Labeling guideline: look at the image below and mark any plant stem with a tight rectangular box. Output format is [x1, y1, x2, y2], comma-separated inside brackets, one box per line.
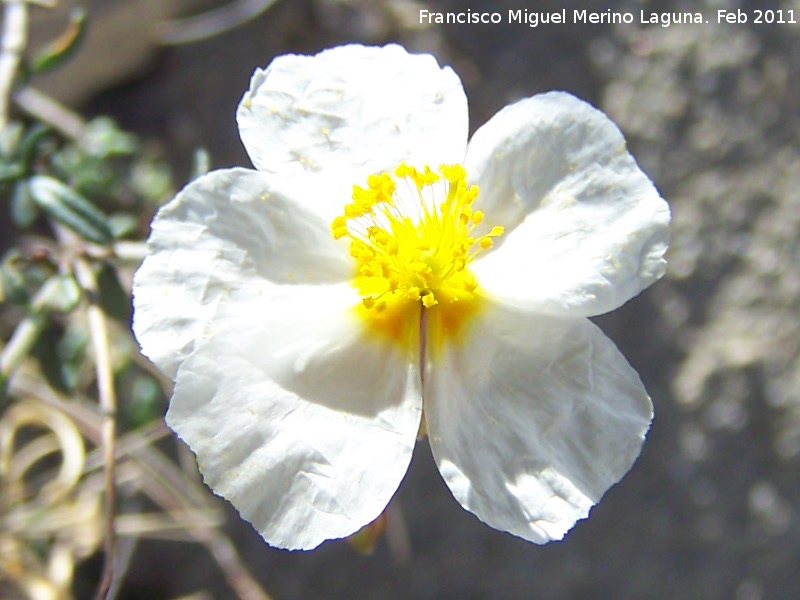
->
[74, 257, 119, 600]
[0, 309, 47, 403]
[14, 85, 87, 141]
[0, 0, 28, 129]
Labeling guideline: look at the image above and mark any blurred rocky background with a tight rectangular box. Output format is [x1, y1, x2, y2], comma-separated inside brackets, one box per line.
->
[6, 0, 800, 598]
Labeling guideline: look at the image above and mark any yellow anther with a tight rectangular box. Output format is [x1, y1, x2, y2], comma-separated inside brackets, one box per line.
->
[440, 163, 466, 184]
[331, 216, 348, 239]
[422, 294, 438, 308]
[333, 162, 503, 322]
[421, 166, 440, 186]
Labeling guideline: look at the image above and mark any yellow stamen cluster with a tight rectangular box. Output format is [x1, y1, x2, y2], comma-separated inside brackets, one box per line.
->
[332, 163, 504, 315]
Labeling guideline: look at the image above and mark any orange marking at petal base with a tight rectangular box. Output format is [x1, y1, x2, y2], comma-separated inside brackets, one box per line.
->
[353, 297, 420, 349]
[424, 295, 485, 359]
[334, 163, 502, 350]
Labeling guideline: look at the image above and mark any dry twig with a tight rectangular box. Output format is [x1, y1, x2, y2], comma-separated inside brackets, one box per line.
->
[0, 0, 28, 128]
[73, 257, 118, 600]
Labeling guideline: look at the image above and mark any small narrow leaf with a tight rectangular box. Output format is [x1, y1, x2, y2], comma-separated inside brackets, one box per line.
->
[0, 254, 30, 306]
[29, 175, 113, 244]
[96, 261, 131, 321]
[107, 213, 138, 239]
[30, 8, 88, 74]
[10, 180, 39, 228]
[18, 123, 51, 169]
[0, 162, 24, 182]
[34, 274, 81, 313]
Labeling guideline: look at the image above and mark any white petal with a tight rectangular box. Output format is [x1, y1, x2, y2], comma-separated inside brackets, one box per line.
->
[132, 168, 351, 379]
[237, 44, 468, 211]
[424, 304, 652, 544]
[466, 92, 670, 317]
[167, 284, 422, 550]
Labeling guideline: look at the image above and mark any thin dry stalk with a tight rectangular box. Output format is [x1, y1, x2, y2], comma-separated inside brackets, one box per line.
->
[8, 362, 274, 600]
[0, 0, 28, 128]
[73, 258, 118, 600]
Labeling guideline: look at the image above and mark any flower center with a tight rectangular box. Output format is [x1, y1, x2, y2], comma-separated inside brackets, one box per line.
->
[332, 163, 503, 340]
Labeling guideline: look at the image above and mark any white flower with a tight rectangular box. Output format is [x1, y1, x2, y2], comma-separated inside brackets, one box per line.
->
[132, 44, 670, 551]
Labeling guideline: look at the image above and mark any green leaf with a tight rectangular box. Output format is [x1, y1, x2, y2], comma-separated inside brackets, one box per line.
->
[18, 123, 52, 169]
[132, 157, 173, 201]
[34, 274, 81, 313]
[56, 323, 88, 392]
[28, 175, 113, 244]
[30, 8, 88, 74]
[96, 262, 131, 321]
[83, 117, 139, 158]
[124, 373, 163, 429]
[0, 162, 24, 182]
[10, 180, 39, 228]
[0, 253, 30, 305]
[107, 213, 138, 239]
[32, 325, 70, 393]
